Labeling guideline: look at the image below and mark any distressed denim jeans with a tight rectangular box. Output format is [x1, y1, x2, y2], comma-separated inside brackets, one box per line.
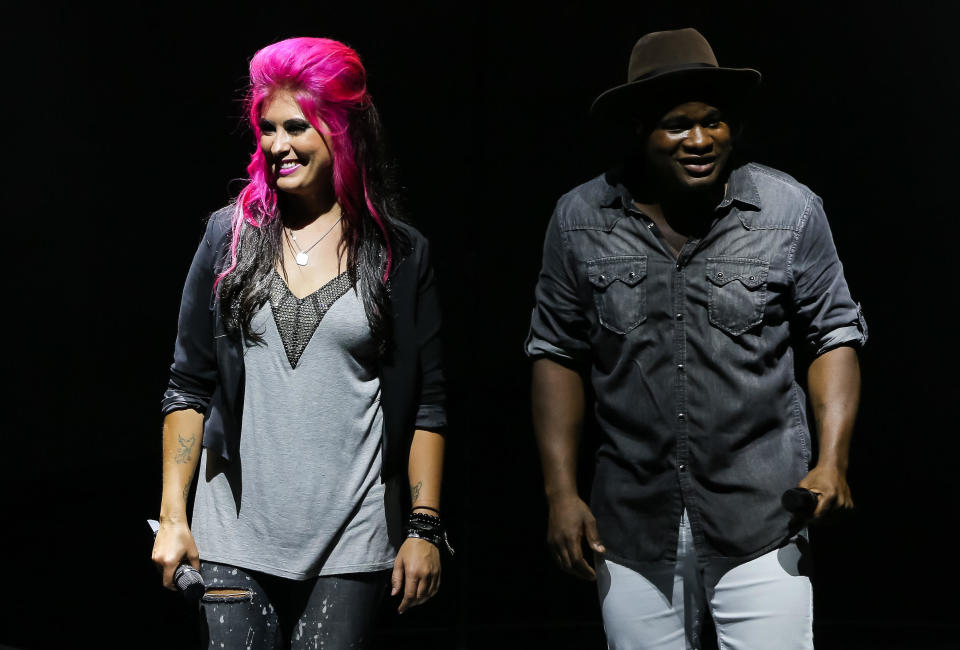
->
[199, 561, 389, 649]
[596, 511, 813, 650]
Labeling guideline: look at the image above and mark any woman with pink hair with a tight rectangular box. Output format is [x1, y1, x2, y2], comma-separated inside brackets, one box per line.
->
[152, 37, 449, 648]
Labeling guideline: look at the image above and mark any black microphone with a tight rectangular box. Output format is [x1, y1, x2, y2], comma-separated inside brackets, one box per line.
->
[781, 488, 819, 519]
[148, 519, 205, 602]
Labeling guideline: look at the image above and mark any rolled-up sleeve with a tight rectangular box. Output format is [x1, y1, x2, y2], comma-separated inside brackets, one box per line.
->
[524, 208, 592, 367]
[160, 216, 223, 416]
[790, 194, 868, 356]
[413, 238, 448, 432]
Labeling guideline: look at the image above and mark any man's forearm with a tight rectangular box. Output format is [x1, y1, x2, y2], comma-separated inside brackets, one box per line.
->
[160, 409, 204, 523]
[807, 345, 861, 471]
[532, 358, 586, 499]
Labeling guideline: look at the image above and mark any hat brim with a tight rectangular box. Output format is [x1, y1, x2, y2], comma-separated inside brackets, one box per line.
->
[590, 66, 761, 123]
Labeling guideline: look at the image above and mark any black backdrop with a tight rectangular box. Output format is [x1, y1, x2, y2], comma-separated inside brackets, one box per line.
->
[1, 2, 957, 648]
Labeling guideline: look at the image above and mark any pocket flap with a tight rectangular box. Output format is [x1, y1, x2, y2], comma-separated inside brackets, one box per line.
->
[587, 256, 647, 289]
[706, 258, 768, 289]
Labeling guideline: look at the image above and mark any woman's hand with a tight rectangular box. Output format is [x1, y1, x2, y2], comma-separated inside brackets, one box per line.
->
[391, 537, 441, 614]
[151, 517, 201, 590]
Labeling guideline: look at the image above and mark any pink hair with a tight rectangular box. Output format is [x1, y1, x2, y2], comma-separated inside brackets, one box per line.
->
[217, 37, 392, 287]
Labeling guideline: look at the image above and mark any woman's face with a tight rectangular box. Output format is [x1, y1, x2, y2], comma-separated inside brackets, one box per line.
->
[258, 90, 333, 198]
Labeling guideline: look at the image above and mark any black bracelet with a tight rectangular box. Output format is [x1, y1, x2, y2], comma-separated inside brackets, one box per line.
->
[407, 511, 442, 528]
[405, 512, 455, 556]
[411, 505, 441, 515]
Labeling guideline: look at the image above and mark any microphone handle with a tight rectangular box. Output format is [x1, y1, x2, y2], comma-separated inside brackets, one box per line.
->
[781, 488, 819, 518]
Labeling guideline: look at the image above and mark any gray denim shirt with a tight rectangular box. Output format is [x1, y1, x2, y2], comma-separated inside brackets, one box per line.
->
[525, 162, 867, 571]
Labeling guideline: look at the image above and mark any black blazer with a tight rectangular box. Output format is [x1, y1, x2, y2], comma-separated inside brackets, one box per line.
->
[161, 207, 447, 488]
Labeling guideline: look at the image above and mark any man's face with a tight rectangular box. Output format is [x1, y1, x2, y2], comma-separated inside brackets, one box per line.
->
[643, 101, 733, 194]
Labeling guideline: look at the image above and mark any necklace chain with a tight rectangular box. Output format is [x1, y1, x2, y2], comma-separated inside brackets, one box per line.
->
[287, 213, 344, 266]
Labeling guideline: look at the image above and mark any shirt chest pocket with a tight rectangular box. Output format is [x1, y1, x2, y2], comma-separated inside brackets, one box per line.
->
[706, 257, 769, 335]
[586, 256, 647, 335]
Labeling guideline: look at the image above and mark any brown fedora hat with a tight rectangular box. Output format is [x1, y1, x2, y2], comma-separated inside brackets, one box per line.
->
[591, 28, 761, 122]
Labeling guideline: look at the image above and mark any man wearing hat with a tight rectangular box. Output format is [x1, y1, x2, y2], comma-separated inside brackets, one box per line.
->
[525, 28, 866, 648]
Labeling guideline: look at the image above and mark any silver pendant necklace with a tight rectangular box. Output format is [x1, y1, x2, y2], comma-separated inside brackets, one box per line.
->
[287, 213, 344, 266]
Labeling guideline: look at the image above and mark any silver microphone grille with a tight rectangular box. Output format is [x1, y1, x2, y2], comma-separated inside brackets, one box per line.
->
[174, 565, 205, 592]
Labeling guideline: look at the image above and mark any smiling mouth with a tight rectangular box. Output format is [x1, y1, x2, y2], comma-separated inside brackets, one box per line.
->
[277, 160, 301, 176]
[678, 157, 716, 176]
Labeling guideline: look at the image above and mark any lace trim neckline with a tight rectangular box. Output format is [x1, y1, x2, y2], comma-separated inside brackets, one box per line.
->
[268, 269, 354, 369]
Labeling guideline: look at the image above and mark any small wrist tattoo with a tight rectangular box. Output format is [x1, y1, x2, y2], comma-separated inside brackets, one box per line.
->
[410, 480, 422, 503]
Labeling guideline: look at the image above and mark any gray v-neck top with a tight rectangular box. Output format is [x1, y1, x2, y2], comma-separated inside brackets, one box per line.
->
[192, 271, 396, 579]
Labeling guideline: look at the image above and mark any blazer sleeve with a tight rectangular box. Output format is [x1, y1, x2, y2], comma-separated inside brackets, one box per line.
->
[412, 236, 448, 433]
[160, 213, 228, 416]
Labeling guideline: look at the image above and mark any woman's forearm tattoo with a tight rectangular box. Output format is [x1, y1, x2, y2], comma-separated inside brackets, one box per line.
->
[410, 480, 422, 503]
[175, 434, 196, 464]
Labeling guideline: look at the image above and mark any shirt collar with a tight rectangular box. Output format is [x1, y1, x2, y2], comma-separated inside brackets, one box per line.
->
[598, 163, 762, 214]
[598, 169, 630, 210]
[717, 163, 761, 211]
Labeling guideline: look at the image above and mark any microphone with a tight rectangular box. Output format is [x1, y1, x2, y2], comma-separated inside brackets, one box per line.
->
[148, 519, 205, 602]
[781, 488, 819, 519]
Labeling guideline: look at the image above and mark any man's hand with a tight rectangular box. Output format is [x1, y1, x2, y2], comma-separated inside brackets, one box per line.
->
[798, 464, 853, 519]
[547, 493, 606, 580]
[391, 537, 441, 614]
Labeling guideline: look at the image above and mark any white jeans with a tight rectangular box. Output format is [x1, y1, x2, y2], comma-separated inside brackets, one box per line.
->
[596, 511, 813, 650]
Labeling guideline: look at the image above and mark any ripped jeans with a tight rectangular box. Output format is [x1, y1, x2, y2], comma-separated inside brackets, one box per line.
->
[199, 561, 389, 650]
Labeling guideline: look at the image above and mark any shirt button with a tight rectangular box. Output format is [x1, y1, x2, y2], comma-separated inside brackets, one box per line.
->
[679, 464, 687, 471]
[677, 412, 685, 420]
[677, 363, 684, 371]
[675, 313, 684, 321]
[599, 274, 606, 282]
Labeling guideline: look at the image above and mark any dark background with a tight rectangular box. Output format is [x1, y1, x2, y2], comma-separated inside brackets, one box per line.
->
[1, 1, 956, 648]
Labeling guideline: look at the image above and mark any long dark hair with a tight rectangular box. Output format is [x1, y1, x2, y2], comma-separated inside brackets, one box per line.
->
[215, 37, 408, 354]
